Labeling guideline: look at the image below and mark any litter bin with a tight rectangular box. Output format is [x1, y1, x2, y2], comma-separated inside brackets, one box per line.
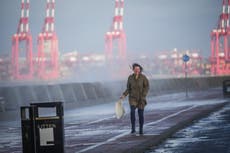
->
[21, 102, 64, 153]
[223, 80, 230, 98]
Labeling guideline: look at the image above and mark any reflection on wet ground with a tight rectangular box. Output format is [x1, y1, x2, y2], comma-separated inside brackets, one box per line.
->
[146, 103, 230, 153]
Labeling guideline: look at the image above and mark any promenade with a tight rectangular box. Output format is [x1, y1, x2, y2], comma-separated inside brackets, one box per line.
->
[0, 88, 228, 153]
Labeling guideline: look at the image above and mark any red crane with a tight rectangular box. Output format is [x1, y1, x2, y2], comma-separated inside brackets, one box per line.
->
[12, 0, 33, 80]
[105, 0, 126, 60]
[210, 0, 230, 75]
[37, 0, 59, 79]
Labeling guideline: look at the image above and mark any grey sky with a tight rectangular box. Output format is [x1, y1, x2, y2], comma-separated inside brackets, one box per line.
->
[0, 0, 220, 57]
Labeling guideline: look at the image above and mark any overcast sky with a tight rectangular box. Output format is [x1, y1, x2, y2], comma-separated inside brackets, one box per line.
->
[0, 0, 220, 57]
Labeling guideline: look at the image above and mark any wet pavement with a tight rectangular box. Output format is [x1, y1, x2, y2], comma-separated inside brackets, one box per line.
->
[0, 88, 229, 153]
[146, 103, 230, 153]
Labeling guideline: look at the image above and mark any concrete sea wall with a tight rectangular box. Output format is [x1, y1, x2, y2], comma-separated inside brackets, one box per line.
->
[0, 76, 229, 111]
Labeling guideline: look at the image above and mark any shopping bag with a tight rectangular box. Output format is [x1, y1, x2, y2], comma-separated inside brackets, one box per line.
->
[115, 99, 125, 119]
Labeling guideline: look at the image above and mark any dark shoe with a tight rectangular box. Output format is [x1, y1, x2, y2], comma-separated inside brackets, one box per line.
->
[139, 130, 143, 135]
[131, 130, 136, 134]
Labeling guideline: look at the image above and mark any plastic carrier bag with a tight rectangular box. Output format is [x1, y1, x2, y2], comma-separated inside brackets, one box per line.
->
[115, 99, 125, 119]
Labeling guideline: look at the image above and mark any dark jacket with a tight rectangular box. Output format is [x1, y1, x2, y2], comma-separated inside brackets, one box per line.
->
[123, 73, 149, 109]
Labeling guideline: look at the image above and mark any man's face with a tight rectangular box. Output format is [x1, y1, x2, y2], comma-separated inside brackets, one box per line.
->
[133, 66, 141, 75]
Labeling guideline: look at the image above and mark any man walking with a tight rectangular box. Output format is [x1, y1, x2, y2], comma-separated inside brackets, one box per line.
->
[120, 63, 149, 135]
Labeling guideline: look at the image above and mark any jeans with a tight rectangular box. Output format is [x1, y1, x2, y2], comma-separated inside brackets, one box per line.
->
[130, 105, 144, 133]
